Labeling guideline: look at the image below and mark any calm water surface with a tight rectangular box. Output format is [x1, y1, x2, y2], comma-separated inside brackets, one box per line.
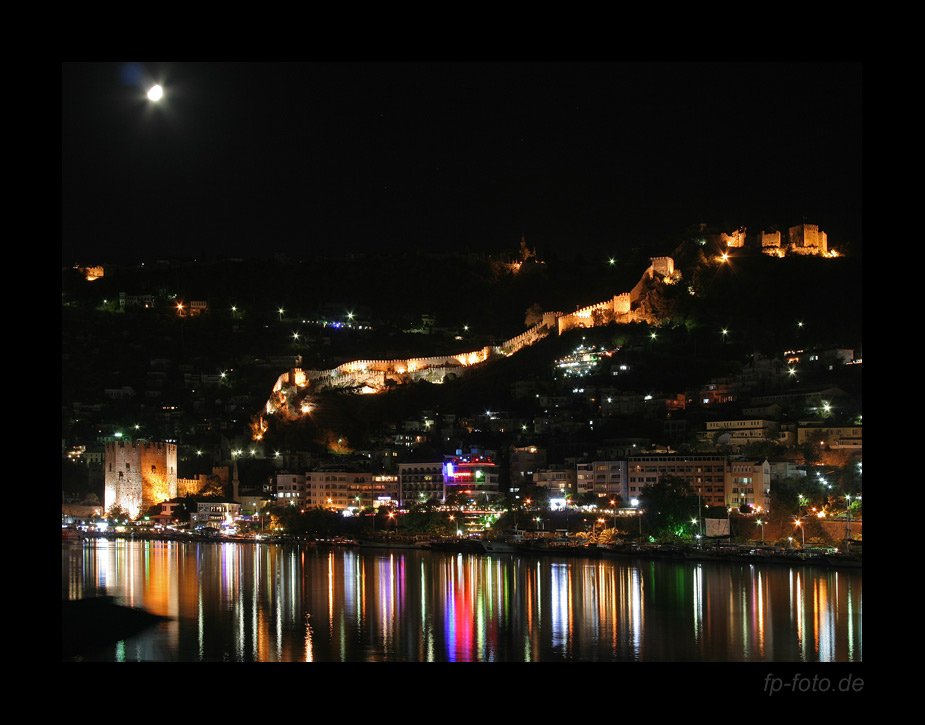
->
[62, 539, 861, 662]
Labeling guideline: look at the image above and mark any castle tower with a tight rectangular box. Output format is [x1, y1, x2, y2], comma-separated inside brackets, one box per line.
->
[104, 441, 178, 519]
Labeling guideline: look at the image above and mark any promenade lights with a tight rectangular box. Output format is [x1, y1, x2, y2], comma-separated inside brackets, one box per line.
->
[793, 519, 805, 547]
[632, 498, 642, 538]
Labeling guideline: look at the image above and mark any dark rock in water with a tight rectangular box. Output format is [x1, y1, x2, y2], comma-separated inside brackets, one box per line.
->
[62, 596, 169, 659]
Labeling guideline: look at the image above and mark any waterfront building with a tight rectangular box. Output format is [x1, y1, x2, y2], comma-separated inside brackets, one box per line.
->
[585, 460, 627, 500]
[626, 453, 728, 508]
[275, 472, 308, 504]
[532, 465, 576, 499]
[442, 454, 500, 503]
[300, 470, 400, 511]
[191, 500, 241, 530]
[727, 459, 772, 512]
[576, 462, 595, 497]
[398, 461, 445, 507]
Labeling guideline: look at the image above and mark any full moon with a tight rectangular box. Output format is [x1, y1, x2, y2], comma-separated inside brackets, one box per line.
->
[147, 84, 163, 101]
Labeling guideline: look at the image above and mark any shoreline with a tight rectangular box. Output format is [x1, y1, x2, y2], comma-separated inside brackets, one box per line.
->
[67, 531, 861, 568]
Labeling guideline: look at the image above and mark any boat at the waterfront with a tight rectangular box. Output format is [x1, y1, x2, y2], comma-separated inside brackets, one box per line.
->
[428, 538, 483, 553]
[479, 540, 517, 554]
[515, 540, 603, 558]
[357, 537, 431, 550]
[597, 542, 861, 568]
[314, 537, 359, 547]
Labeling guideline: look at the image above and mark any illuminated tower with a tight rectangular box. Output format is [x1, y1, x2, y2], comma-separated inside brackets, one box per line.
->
[104, 440, 178, 519]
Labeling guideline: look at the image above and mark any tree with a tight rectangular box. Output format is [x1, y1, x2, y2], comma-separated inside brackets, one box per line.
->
[106, 504, 131, 523]
[638, 475, 698, 539]
[524, 303, 543, 327]
[768, 476, 803, 522]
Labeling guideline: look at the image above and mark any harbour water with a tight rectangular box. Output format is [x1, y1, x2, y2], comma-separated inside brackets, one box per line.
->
[62, 539, 861, 663]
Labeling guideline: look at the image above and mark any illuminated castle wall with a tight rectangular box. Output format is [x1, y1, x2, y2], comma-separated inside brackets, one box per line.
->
[104, 441, 178, 519]
[265, 257, 676, 403]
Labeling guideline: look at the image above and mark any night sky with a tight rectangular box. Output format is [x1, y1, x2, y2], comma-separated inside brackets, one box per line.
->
[61, 62, 862, 266]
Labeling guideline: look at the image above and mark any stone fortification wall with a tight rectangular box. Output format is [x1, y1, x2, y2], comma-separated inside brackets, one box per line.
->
[556, 258, 668, 334]
[498, 319, 554, 355]
[267, 257, 673, 399]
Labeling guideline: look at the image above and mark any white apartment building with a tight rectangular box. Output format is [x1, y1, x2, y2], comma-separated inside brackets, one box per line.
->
[275, 473, 308, 505]
[587, 460, 626, 500]
[192, 501, 241, 530]
[532, 466, 575, 499]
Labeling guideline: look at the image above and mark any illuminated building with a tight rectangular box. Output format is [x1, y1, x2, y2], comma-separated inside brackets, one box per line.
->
[760, 223, 835, 257]
[626, 454, 729, 508]
[104, 440, 178, 519]
[294, 470, 400, 511]
[532, 465, 576, 499]
[442, 455, 500, 502]
[698, 419, 783, 450]
[398, 462, 445, 507]
[727, 459, 772, 512]
[275, 472, 308, 504]
[509, 445, 546, 492]
[191, 500, 241, 530]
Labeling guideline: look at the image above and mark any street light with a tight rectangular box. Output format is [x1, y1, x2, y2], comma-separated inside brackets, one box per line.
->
[632, 498, 642, 539]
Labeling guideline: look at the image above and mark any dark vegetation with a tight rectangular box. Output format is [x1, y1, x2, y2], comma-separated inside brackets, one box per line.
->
[63, 236, 861, 480]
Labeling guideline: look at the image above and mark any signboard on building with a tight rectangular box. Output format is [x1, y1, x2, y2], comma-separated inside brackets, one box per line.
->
[705, 518, 730, 537]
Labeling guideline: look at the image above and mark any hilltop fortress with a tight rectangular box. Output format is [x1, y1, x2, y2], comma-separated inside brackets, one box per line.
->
[711, 222, 835, 258]
[262, 222, 838, 421]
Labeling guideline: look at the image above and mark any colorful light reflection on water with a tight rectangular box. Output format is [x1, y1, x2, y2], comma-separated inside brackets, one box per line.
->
[62, 540, 861, 662]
